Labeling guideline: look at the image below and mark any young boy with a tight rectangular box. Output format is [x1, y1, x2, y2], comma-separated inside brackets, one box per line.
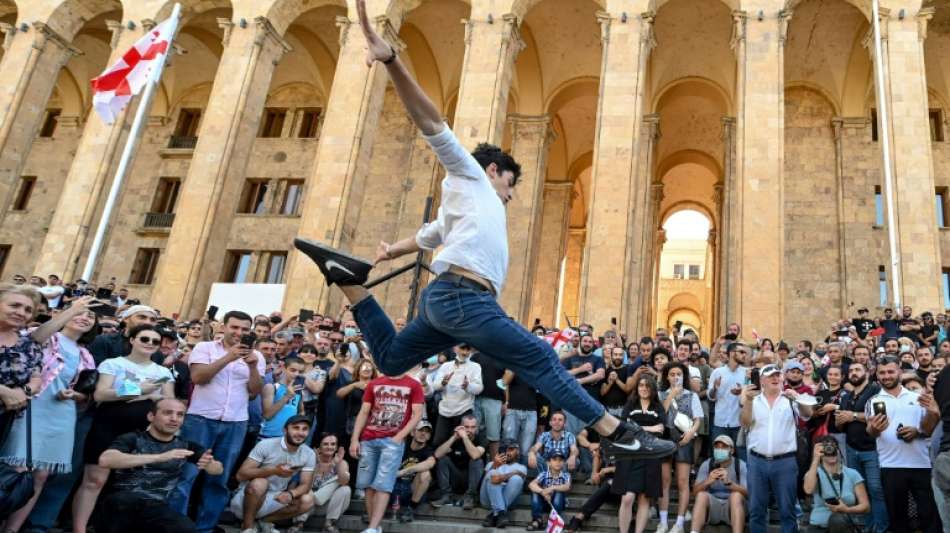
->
[260, 356, 305, 439]
[527, 452, 572, 531]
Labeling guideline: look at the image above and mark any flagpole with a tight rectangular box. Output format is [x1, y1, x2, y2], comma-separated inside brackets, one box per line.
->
[81, 3, 182, 282]
[871, 0, 902, 308]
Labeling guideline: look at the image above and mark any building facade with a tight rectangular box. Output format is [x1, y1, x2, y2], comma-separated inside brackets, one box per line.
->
[2, 0, 949, 342]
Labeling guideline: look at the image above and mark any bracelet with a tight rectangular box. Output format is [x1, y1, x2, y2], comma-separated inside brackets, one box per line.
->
[383, 46, 397, 64]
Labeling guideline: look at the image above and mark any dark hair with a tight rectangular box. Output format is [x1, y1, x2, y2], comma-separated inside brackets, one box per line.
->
[651, 346, 671, 359]
[318, 432, 339, 446]
[660, 361, 690, 391]
[283, 355, 305, 367]
[639, 336, 654, 345]
[222, 310, 252, 325]
[800, 340, 814, 351]
[128, 324, 160, 341]
[298, 343, 317, 354]
[149, 397, 185, 414]
[760, 338, 774, 351]
[625, 375, 664, 416]
[472, 143, 522, 184]
[776, 341, 790, 353]
[549, 410, 567, 421]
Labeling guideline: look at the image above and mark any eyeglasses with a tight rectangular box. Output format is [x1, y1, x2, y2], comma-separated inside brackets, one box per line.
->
[136, 336, 161, 346]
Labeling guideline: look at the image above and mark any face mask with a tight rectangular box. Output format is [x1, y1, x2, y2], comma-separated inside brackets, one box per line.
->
[426, 355, 439, 366]
[344, 327, 357, 338]
[815, 350, 826, 357]
[900, 344, 912, 354]
[713, 449, 730, 463]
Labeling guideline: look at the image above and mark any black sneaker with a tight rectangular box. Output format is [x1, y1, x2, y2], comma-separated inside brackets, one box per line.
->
[398, 506, 414, 523]
[495, 511, 509, 529]
[430, 494, 453, 508]
[604, 421, 676, 459]
[481, 512, 498, 527]
[565, 516, 582, 533]
[293, 238, 372, 286]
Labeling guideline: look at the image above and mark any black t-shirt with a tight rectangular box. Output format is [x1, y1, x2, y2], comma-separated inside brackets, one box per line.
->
[921, 324, 939, 345]
[852, 318, 875, 339]
[624, 400, 664, 429]
[934, 366, 950, 452]
[837, 383, 881, 451]
[507, 375, 537, 411]
[446, 432, 488, 469]
[472, 353, 505, 402]
[562, 353, 604, 401]
[399, 443, 434, 480]
[601, 364, 632, 408]
[107, 431, 205, 501]
[880, 319, 900, 340]
[810, 388, 844, 435]
[899, 318, 921, 344]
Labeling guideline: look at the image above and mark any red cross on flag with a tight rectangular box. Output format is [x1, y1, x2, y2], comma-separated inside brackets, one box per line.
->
[547, 508, 565, 533]
[544, 328, 576, 351]
[90, 17, 176, 124]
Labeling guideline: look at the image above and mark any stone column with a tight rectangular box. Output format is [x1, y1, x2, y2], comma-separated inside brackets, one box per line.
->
[528, 181, 572, 327]
[831, 118, 850, 317]
[718, 117, 736, 330]
[873, 8, 942, 310]
[562, 228, 586, 327]
[652, 228, 667, 331]
[706, 228, 718, 344]
[35, 20, 139, 279]
[150, 17, 292, 317]
[643, 182, 664, 332]
[731, 7, 786, 336]
[501, 114, 553, 323]
[580, 8, 655, 333]
[283, 7, 404, 315]
[633, 114, 661, 336]
[452, 10, 524, 148]
[0, 22, 79, 223]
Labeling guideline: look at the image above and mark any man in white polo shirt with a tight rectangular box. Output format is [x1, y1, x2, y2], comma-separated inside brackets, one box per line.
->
[740, 364, 813, 533]
[866, 356, 940, 533]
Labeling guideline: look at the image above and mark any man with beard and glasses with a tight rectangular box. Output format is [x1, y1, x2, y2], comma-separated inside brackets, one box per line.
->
[866, 357, 940, 533]
[835, 361, 887, 533]
[600, 346, 633, 417]
[708, 343, 747, 451]
[231, 415, 317, 533]
[562, 333, 605, 469]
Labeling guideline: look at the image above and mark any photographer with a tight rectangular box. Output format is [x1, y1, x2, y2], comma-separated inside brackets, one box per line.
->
[803, 436, 869, 532]
[690, 435, 747, 533]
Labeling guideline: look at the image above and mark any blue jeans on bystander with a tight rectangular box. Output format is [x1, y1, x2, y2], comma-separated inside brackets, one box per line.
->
[530, 491, 566, 521]
[748, 453, 798, 533]
[846, 446, 888, 533]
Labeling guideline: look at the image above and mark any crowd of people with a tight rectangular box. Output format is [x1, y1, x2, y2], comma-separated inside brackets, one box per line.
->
[1, 273, 950, 533]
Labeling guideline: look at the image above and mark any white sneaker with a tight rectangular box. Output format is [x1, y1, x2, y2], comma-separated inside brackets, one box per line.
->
[656, 523, 669, 533]
[670, 524, 685, 533]
[258, 522, 280, 533]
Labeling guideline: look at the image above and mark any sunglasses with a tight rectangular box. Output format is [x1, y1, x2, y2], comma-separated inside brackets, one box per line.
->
[136, 336, 161, 346]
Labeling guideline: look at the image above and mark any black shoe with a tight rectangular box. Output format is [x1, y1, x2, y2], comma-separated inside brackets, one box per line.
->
[604, 421, 676, 459]
[565, 516, 582, 532]
[398, 506, 414, 523]
[430, 494, 453, 508]
[482, 513, 498, 527]
[495, 511, 509, 529]
[293, 238, 372, 286]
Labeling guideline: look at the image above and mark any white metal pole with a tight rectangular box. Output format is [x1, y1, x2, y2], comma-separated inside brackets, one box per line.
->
[81, 3, 182, 282]
[871, 0, 902, 308]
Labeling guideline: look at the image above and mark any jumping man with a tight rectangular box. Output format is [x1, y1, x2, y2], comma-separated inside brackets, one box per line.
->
[293, 0, 675, 462]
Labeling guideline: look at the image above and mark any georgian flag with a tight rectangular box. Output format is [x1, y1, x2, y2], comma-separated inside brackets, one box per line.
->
[544, 328, 577, 351]
[547, 508, 565, 533]
[90, 17, 175, 124]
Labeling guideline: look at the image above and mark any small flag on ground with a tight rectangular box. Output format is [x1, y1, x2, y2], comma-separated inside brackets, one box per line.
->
[90, 17, 176, 124]
[547, 508, 565, 533]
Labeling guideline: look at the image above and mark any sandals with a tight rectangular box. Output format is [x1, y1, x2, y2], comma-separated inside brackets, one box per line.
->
[526, 519, 544, 531]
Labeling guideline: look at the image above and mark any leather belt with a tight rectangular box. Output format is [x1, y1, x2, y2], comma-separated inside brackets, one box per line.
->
[749, 450, 797, 461]
[437, 272, 494, 295]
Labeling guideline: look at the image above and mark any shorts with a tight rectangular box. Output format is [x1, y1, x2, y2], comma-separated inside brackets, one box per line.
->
[673, 439, 694, 465]
[475, 397, 503, 442]
[230, 487, 287, 518]
[356, 437, 405, 493]
[707, 495, 732, 525]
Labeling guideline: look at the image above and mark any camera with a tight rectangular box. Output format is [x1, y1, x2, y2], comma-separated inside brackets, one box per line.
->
[821, 443, 837, 457]
[240, 333, 257, 347]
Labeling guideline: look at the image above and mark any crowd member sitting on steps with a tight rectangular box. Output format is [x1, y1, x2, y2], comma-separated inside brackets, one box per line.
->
[804, 436, 870, 532]
[565, 430, 617, 533]
[392, 420, 437, 522]
[480, 439, 528, 528]
[432, 413, 486, 509]
[689, 435, 748, 533]
[528, 410, 578, 474]
[527, 452, 571, 531]
[292, 432, 351, 533]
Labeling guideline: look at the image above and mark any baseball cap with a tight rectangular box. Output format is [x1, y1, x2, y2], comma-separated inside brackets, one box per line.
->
[760, 364, 781, 378]
[416, 420, 433, 431]
[500, 439, 520, 450]
[548, 451, 566, 460]
[713, 435, 735, 448]
[120, 304, 158, 319]
[783, 361, 805, 373]
[284, 414, 312, 428]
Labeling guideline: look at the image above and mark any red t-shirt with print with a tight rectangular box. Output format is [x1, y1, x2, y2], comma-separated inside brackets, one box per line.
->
[359, 375, 425, 442]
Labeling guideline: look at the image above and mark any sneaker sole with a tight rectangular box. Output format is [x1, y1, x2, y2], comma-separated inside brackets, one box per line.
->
[605, 442, 677, 460]
[293, 238, 371, 265]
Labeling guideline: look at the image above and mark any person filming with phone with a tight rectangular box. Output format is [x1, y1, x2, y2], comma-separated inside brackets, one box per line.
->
[865, 356, 940, 533]
[803, 435, 869, 533]
[260, 356, 306, 440]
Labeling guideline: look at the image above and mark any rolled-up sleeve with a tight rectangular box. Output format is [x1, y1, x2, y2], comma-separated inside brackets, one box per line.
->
[415, 213, 444, 250]
[423, 123, 485, 181]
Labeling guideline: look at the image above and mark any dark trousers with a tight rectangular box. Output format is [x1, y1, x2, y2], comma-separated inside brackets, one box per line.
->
[881, 467, 939, 533]
[94, 492, 195, 533]
[437, 456, 484, 496]
[433, 412, 471, 448]
[579, 481, 620, 518]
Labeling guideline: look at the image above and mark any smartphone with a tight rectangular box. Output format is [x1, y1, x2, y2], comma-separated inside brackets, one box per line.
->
[724, 333, 738, 341]
[239, 333, 257, 347]
[96, 287, 113, 300]
[872, 400, 887, 417]
[269, 315, 282, 325]
[824, 498, 840, 506]
[299, 308, 315, 322]
[206, 305, 219, 321]
[293, 376, 306, 388]
[93, 303, 117, 318]
[750, 368, 760, 389]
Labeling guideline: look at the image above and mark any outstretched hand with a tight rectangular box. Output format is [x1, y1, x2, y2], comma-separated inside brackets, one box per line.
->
[357, 0, 394, 67]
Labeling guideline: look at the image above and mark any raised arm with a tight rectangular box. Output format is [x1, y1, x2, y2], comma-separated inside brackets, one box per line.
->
[357, 0, 442, 135]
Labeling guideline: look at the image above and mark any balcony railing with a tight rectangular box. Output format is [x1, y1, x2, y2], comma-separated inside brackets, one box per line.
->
[144, 212, 176, 228]
[167, 135, 197, 149]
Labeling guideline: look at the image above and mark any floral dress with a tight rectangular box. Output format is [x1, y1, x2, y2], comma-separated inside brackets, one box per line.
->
[0, 332, 43, 447]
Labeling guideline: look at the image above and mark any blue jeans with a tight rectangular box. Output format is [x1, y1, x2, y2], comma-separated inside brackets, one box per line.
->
[530, 491, 566, 520]
[473, 397, 503, 442]
[748, 454, 798, 533]
[480, 475, 525, 513]
[352, 278, 605, 425]
[356, 437, 405, 493]
[502, 409, 537, 464]
[846, 446, 888, 533]
[169, 415, 247, 533]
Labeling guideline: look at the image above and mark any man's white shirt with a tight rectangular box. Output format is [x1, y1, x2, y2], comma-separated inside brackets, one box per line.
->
[864, 386, 931, 469]
[416, 124, 509, 295]
[431, 359, 484, 417]
[747, 393, 807, 457]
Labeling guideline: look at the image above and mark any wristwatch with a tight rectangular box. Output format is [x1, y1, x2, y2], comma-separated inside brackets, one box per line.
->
[852, 412, 857, 422]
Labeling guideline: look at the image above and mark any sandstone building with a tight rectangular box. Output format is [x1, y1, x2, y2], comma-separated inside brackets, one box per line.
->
[3, 0, 950, 343]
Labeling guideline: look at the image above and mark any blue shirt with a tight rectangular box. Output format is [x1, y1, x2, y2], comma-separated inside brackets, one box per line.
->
[809, 467, 864, 527]
[536, 469, 570, 488]
[537, 431, 576, 460]
[260, 383, 300, 438]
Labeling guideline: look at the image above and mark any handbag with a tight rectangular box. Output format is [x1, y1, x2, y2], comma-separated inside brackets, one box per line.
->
[670, 397, 693, 434]
[0, 400, 35, 515]
[72, 369, 99, 396]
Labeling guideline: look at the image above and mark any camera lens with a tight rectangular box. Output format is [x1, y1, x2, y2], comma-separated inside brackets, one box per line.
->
[822, 444, 836, 456]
